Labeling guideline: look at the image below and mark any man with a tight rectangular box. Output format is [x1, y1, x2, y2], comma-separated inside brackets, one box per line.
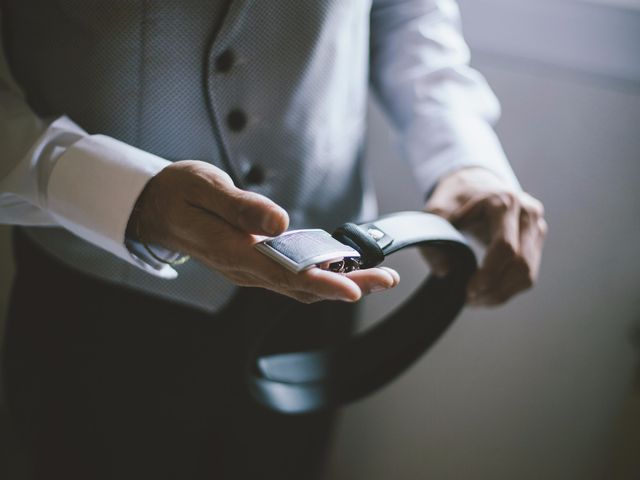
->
[0, 1, 546, 478]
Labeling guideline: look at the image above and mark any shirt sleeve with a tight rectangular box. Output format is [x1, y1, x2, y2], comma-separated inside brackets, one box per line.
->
[0, 65, 176, 278]
[369, 0, 521, 198]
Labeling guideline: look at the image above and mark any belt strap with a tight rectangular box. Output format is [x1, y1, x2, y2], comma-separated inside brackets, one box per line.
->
[250, 212, 477, 414]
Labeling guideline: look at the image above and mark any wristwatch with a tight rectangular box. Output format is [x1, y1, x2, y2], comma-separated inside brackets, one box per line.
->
[251, 211, 476, 414]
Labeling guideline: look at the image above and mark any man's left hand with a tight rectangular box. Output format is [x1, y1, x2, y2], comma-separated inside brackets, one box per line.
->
[425, 167, 548, 306]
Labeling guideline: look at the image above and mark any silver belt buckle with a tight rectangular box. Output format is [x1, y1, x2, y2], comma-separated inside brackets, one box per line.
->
[255, 229, 361, 274]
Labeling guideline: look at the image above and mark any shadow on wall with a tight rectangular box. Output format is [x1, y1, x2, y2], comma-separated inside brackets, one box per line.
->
[629, 318, 640, 388]
[0, 228, 30, 479]
[0, 226, 15, 342]
[611, 319, 640, 479]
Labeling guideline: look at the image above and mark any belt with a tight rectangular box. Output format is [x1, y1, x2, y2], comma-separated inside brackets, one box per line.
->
[251, 211, 477, 414]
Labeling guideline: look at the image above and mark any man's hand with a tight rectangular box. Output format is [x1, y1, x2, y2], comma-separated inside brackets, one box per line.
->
[425, 167, 547, 306]
[127, 160, 399, 304]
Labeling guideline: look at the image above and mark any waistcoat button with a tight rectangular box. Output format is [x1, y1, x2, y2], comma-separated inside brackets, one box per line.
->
[227, 109, 248, 132]
[215, 50, 235, 73]
[245, 165, 265, 185]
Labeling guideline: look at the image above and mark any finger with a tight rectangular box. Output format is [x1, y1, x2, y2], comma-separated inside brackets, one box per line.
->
[467, 196, 521, 300]
[213, 243, 363, 302]
[297, 267, 363, 302]
[471, 206, 547, 306]
[192, 168, 289, 236]
[180, 207, 253, 264]
[185, 211, 362, 302]
[345, 267, 400, 295]
[518, 210, 545, 282]
[245, 250, 363, 302]
[217, 269, 326, 305]
[287, 269, 396, 303]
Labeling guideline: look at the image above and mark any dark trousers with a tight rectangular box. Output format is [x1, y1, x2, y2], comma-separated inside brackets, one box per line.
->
[2, 230, 354, 480]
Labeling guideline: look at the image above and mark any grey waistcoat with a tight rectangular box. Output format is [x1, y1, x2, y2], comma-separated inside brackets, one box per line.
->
[1, 0, 376, 312]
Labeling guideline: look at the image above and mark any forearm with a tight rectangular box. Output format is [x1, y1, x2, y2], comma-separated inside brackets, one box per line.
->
[370, 0, 520, 196]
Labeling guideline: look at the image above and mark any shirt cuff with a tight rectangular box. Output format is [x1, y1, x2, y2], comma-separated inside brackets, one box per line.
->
[45, 132, 177, 279]
[403, 113, 522, 200]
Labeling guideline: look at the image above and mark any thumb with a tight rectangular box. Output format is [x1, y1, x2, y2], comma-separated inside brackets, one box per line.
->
[234, 190, 289, 236]
[195, 174, 289, 236]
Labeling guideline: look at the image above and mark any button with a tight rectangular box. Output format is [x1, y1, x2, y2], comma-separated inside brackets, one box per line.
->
[215, 49, 235, 73]
[227, 109, 247, 132]
[245, 165, 265, 185]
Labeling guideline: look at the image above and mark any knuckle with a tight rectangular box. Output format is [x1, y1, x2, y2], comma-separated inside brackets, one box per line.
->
[188, 167, 236, 206]
[208, 172, 232, 192]
[520, 193, 546, 221]
[522, 199, 544, 222]
[538, 218, 549, 237]
[494, 238, 517, 258]
[514, 258, 535, 287]
[488, 191, 517, 212]
[529, 198, 545, 218]
[215, 169, 235, 187]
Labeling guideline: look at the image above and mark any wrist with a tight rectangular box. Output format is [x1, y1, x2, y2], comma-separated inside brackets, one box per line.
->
[125, 170, 167, 245]
[125, 172, 190, 267]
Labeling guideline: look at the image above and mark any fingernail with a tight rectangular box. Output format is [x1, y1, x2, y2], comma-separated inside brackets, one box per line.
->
[337, 293, 359, 302]
[262, 210, 286, 236]
[262, 216, 279, 236]
[380, 267, 400, 286]
[370, 283, 390, 293]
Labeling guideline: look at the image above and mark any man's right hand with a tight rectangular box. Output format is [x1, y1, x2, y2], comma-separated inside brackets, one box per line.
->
[127, 160, 399, 304]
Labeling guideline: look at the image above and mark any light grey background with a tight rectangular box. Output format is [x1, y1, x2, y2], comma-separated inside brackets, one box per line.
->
[1, 0, 639, 479]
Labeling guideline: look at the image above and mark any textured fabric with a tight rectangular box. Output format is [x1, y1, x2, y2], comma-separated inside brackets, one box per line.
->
[0, 0, 373, 312]
[0, 0, 518, 312]
[4, 229, 356, 479]
[1, 0, 239, 310]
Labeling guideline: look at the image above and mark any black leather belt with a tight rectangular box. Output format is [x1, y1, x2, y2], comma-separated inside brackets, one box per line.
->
[251, 211, 477, 414]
